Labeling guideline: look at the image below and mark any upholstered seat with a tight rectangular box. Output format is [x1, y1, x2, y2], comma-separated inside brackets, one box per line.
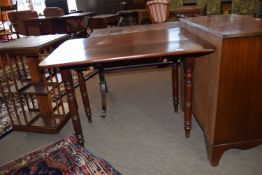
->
[0, 135, 121, 174]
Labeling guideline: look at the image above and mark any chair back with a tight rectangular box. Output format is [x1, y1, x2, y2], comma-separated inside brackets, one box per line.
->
[147, 0, 169, 23]
[8, 10, 41, 36]
[43, 7, 65, 17]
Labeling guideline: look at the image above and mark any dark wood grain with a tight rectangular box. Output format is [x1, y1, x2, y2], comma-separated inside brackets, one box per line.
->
[181, 14, 262, 38]
[61, 69, 84, 146]
[91, 22, 179, 38]
[180, 14, 262, 166]
[40, 28, 214, 68]
[77, 70, 92, 122]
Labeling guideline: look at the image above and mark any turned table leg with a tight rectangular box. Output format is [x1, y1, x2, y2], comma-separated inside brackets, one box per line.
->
[172, 60, 179, 113]
[77, 70, 92, 123]
[183, 57, 194, 138]
[98, 69, 107, 118]
[61, 69, 84, 146]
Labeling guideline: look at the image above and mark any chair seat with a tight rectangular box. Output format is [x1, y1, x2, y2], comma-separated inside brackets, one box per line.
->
[0, 135, 121, 175]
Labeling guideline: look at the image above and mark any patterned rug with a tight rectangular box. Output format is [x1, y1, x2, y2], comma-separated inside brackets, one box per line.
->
[0, 95, 28, 138]
[0, 97, 11, 138]
[0, 96, 16, 138]
[0, 135, 121, 174]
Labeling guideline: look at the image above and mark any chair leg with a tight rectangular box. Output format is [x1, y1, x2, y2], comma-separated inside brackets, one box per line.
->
[172, 60, 179, 113]
[98, 69, 107, 118]
[77, 70, 92, 122]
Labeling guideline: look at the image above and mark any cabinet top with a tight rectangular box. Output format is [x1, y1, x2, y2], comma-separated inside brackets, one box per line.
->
[180, 15, 262, 38]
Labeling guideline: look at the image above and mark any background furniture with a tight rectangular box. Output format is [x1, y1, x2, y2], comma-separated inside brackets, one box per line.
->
[24, 12, 94, 37]
[43, 6, 88, 37]
[0, 2, 18, 41]
[180, 14, 262, 166]
[45, 0, 69, 14]
[117, 10, 139, 26]
[0, 135, 121, 174]
[171, 5, 205, 18]
[147, 0, 169, 23]
[8, 10, 42, 36]
[0, 34, 70, 134]
[91, 14, 119, 29]
[43, 6, 64, 16]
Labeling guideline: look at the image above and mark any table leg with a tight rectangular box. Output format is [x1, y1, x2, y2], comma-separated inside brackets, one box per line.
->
[77, 70, 92, 123]
[172, 61, 179, 113]
[61, 69, 84, 146]
[98, 69, 108, 118]
[183, 57, 195, 138]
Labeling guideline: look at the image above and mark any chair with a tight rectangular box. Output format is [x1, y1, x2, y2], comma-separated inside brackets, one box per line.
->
[0, 135, 121, 174]
[146, 0, 169, 23]
[8, 10, 42, 36]
[43, 7, 65, 17]
[0, 1, 19, 41]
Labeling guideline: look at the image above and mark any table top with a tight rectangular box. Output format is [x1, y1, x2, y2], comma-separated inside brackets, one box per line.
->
[91, 22, 179, 38]
[0, 34, 69, 53]
[24, 12, 95, 22]
[180, 14, 262, 38]
[39, 27, 214, 68]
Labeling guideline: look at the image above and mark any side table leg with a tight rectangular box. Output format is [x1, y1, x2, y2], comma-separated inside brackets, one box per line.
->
[98, 69, 107, 118]
[61, 69, 85, 146]
[77, 70, 92, 123]
[183, 57, 195, 138]
[172, 60, 179, 113]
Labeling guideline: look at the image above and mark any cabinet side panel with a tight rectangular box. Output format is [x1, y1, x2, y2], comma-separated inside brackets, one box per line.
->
[180, 21, 222, 142]
[214, 36, 262, 144]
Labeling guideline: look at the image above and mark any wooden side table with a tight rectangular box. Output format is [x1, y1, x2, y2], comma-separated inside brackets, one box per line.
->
[0, 34, 70, 134]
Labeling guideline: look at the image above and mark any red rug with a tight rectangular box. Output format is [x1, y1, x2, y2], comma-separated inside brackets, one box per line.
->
[0, 135, 121, 175]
